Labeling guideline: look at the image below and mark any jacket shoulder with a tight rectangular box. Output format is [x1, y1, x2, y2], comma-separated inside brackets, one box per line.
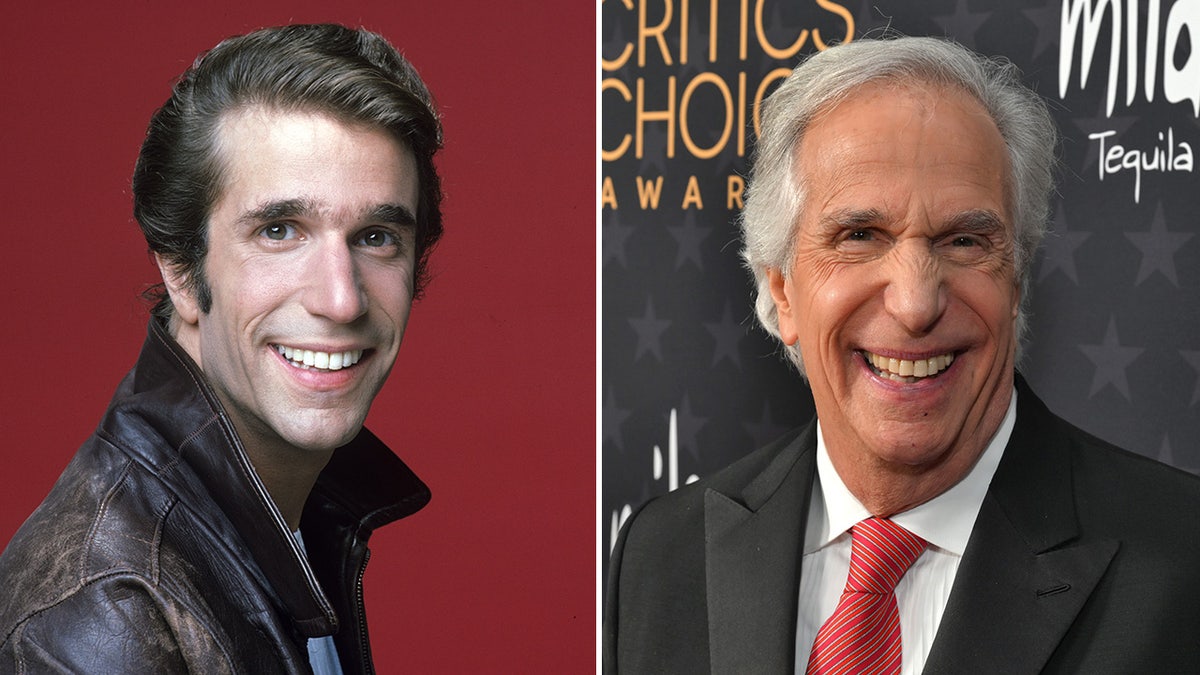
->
[0, 435, 208, 643]
[0, 572, 232, 674]
[623, 423, 813, 538]
[1065, 421, 1200, 552]
[604, 424, 814, 673]
[1067, 420, 1200, 504]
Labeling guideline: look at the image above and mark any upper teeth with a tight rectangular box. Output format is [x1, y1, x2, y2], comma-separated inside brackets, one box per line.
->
[865, 351, 954, 379]
[275, 345, 364, 371]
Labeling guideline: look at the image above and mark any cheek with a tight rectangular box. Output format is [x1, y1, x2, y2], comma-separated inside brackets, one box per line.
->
[364, 269, 415, 323]
[800, 266, 873, 339]
[956, 275, 1019, 338]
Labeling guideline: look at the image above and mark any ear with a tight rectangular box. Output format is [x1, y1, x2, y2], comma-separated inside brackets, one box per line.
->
[154, 253, 201, 326]
[766, 267, 799, 345]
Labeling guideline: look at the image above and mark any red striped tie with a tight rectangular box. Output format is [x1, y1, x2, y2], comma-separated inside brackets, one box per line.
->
[806, 517, 928, 675]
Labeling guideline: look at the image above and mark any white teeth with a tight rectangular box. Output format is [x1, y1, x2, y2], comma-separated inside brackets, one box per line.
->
[864, 351, 955, 381]
[274, 345, 364, 371]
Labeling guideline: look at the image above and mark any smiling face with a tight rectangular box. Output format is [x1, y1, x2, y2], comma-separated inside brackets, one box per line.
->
[163, 108, 419, 460]
[767, 83, 1019, 511]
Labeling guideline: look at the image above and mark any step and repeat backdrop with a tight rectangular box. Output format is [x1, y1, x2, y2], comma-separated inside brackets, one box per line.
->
[602, 0, 1200, 571]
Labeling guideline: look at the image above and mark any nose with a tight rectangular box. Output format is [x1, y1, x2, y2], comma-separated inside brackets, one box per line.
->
[302, 242, 368, 324]
[883, 240, 946, 335]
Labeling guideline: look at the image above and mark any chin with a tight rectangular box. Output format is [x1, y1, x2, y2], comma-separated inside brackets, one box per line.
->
[298, 402, 374, 443]
[868, 427, 960, 468]
[280, 422, 364, 454]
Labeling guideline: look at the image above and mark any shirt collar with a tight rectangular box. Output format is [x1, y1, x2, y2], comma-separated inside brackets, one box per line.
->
[805, 388, 1017, 556]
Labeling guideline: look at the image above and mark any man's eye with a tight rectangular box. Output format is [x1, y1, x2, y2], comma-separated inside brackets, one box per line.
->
[847, 229, 873, 241]
[260, 223, 296, 241]
[951, 235, 979, 247]
[359, 229, 397, 248]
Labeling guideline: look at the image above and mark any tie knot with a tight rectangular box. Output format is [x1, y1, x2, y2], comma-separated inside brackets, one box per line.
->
[846, 517, 928, 594]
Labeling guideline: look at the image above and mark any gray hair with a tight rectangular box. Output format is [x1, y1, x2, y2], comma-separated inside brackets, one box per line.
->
[739, 36, 1058, 375]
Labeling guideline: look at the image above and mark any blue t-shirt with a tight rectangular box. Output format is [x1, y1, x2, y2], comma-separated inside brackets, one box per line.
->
[293, 530, 345, 675]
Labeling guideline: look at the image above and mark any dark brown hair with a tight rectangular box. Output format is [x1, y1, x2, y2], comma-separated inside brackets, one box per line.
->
[133, 23, 444, 320]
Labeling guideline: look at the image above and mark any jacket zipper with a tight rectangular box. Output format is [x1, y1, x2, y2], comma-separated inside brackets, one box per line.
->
[356, 546, 373, 674]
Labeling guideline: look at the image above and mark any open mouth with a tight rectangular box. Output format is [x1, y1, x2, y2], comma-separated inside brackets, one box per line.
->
[273, 344, 365, 372]
[861, 350, 955, 383]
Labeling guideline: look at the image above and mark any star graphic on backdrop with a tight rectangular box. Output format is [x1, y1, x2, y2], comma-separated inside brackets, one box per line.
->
[1070, 100, 1138, 170]
[1156, 434, 1199, 475]
[1078, 316, 1144, 401]
[933, 0, 989, 45]
[668, 210, 713, 269]
[674, 393, 708, 462]
[1157, 434, 1176, 465]
[629, 297, 671, 362]
[1181, 350, 1200, 406]
[638, 121, 670, 175]
[603, 388, 633, 451]
[603, 209, 635, 268]
[1125, 203, 1194, 287]
[704, 302, 747, 369]
[1037, 202, 1092, 284]
[1020, 3, 1061, 59]
[746, 400, 793, 447]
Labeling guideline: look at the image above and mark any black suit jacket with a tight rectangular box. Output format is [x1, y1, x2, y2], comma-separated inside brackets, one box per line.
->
[604, 377, 1200, 673]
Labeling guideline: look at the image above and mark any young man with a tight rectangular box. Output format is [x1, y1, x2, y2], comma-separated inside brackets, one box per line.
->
[1, 24, 442, 673]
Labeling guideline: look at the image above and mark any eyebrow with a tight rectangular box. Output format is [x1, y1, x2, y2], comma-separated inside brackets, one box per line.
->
[235, 198, 417, 228]
[948, 209, 1006, 233]
[237, 198, 313, 226]
[818, 208, 886, 231]
[367, 203, 418, 228]
[817, 208, 1006, 232]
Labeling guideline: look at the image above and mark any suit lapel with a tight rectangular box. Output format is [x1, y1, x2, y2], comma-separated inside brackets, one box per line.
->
[923, 379, 1118, 674]
[705, 423, 817, 674]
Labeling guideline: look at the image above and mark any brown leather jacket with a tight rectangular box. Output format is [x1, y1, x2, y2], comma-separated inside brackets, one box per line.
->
[0, 320, 430, 673]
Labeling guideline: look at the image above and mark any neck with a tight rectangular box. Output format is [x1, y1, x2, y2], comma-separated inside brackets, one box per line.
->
[835, 461, 971, 517]
[242, 439, 333, 531]
[822, 411, 1008, 518]
[165, 317, 332, 531]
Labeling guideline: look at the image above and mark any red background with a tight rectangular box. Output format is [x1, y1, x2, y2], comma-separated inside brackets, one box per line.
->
[0, 2, 595, 671]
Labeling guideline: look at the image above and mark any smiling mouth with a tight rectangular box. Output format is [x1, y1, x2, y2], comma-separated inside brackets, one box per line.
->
[273, 344, 365, 372]
[861, 350, 955, 383]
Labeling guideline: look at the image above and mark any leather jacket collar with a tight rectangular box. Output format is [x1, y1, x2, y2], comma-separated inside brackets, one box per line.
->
[114, 318, 431, 637]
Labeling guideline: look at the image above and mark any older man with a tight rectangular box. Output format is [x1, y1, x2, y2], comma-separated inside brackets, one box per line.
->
[604, 37, 1200, 674]
[0, 25, 441, 673]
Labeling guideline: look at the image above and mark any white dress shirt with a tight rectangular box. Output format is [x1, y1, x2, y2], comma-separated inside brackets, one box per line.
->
[795, 389, 1017, 675]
